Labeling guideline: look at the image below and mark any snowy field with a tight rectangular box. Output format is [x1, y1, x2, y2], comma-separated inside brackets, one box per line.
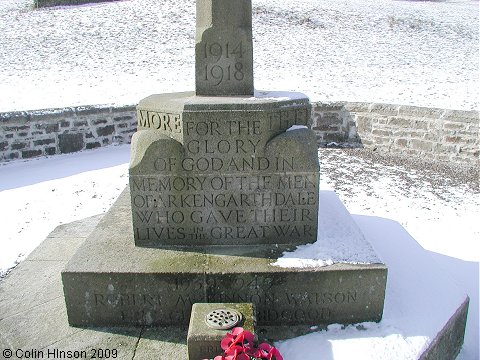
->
[0, 0, 478, 111]
[0, 0, 479, 358]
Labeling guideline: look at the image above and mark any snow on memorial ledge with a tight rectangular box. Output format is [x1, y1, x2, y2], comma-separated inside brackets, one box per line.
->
[273, 191, 383, 268]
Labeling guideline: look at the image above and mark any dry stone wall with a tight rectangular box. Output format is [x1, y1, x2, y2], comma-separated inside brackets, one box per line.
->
[35, 0, 119, 8]
[0, 105, 136, 162]
[1, 102, 478, 166]
[312, 102, 479, 166]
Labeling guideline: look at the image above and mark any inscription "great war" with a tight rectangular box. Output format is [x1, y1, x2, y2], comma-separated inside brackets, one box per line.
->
[131, 173, 317, 243]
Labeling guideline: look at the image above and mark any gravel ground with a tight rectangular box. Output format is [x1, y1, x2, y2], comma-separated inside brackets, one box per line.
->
[319, 148, 479, 261]
[322, 149, 479, 192]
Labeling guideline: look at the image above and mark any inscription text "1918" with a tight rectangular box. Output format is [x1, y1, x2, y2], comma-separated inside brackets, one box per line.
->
[203, 42, 245, 86]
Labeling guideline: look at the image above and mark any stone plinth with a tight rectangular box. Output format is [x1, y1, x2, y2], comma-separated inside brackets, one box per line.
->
[131, 92, 319, 247]
[1, 202, 467, 359]
[187, 303, 256, 360]
[61, 188, 387, 328]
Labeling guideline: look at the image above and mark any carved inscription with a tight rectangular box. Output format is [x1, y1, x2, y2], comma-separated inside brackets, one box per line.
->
[90, 283, 359, 325]
[195, 0, 254, 95]
[91, 290, 360, 307]
[137, 110, 182, 133]
[131, 114, 318, 245]
[200, 344, 223, 359]
[202, 42, 246, 86]
[132, 117, 317, 244]
[132, 174, 317, 243]
[154, 157, 293, 172]
[268, 107, 310, 131]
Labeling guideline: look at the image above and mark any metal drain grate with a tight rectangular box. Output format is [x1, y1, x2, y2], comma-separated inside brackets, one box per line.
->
[205, 308, 242, 330]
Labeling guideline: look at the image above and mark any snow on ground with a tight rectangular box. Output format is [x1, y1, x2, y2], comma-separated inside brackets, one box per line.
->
[0, 145, 130, 276]
[0, 147, 478, 358]
[318, 150, 479, 360]
[0, 0, 478, 357]
[0, 0, 478, 111]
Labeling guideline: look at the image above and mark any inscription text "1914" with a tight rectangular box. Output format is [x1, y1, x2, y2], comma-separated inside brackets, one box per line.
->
[203, 42, 246, 86]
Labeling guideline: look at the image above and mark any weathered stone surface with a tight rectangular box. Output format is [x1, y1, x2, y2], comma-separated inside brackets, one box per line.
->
[419, 298, 469, 360]
[58, 133, 84, 154]
[62, 188, 387, 327]
[323, 132, 347, 143]
[187, 303, 255, 360]
[45, 146, 56, 155]
[96, 125, 115, 136]
[196, 0, 254, 96]
[21, 149, 42, 158]
[1, 261, 67, 319]
[33, 138, 55, 146]
[11, 142, 27, 150]
[132, 92, 318, 246]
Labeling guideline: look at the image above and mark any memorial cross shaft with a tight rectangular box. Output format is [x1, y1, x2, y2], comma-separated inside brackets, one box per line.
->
[195, 0, 254, 96]
[129, 0, 319, 247]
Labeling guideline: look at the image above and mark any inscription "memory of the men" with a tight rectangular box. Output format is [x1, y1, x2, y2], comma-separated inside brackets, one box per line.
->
[131, 173, 317, 243]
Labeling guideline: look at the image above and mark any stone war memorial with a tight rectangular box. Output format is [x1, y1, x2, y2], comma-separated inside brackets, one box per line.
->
[62, 0, 387, 358]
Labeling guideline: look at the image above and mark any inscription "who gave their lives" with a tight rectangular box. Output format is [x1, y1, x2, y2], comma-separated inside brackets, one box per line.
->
[130, 173, 318, 242]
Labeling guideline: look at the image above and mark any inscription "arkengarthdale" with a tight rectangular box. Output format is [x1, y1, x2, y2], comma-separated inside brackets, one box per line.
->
[130, 173, 317, 243]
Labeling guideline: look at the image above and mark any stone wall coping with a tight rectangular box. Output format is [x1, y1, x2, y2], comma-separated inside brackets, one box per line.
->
[0, 104, 137, 124]
[313, 101, 479, 119]
[2, 101, 477, 120]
